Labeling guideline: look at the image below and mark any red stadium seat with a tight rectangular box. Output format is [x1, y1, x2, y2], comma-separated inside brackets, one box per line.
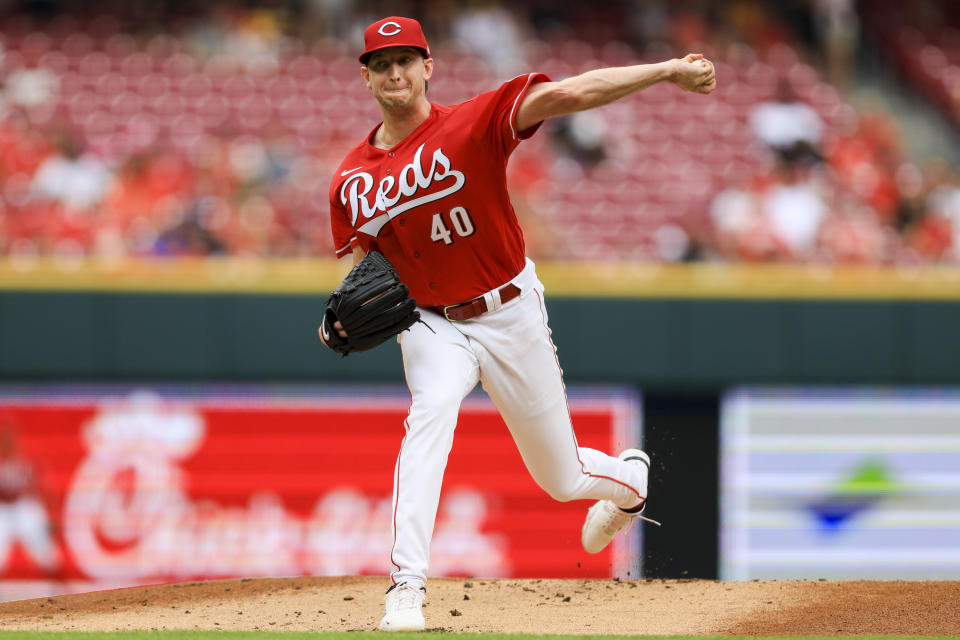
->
[194, 93, 231, 128]
[103, 32, 136, 58]
[286, 55, 325, 82]
[67, 91, 100, 125]
[58, 32, 95, 57]
[263, 75, 299, 100]
[77, 52, 113, 78]
[222, 75, 256, 101]
[276, 95, 316, 124]
[58, 73, 85, 99]
[787, 63, 819, 93]
[151, 93, 186, 120]
[766, 42, 799, 72]
[327, 57, 360, 84]
[82, 109, 118, 140]
[598, 41, 636, 67]
[37, 51, 69, 74]
[136, 74, 172, 101]
[119, 52, 155, 78]
[95, 72, 127, 98]
[110, 91, 142, 119]
[162, 53, 196, 77]
[179, 74, 213, 101]
[125, 112, 160, 150]
[295, 114, 333, 149]
[20, 31, 52, 57]
[236, 94, 273, 132]
[168, 113, 205, 150]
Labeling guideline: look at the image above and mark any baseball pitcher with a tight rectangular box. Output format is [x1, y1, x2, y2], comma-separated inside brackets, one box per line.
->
[320, 16, 716, 631]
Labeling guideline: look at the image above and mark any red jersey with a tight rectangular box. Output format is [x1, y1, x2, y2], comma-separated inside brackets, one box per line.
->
[329, 72, 549, 307]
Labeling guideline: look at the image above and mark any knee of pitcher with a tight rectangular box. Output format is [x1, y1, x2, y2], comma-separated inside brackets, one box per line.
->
[405, 403, 463, 432]
[543, 484, 578, 503]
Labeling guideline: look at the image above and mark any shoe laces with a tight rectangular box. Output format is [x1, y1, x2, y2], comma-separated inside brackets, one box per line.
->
[387, 583, 424, 612]
[636, 513, 662, 527]
[601, 501, 662, 538]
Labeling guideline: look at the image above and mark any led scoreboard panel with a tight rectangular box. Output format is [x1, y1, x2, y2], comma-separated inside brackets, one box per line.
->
[720, 389, 960, 580]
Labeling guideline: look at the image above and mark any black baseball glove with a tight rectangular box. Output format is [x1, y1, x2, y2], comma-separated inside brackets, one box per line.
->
[320, 251, 420, 356]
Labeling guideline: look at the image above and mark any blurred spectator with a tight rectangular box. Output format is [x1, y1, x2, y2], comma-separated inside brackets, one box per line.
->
[0, 116, 52, 176]
[302, 0, 354, 41]
[812, 0, 859, 89]
[709, 176, 785, 261]
[0, 427, 60, 578]
[652, 223, 697, 262]
[749, 79, 824, 165]
[4, 62, 58, 110]
[155, 207, 228, 256]
[825, 110, 901, 223]
[551, 111, 607, 168]
[923, 163, 960, 261]
[819, 198, 889, 263]
[452, 0, 527, 77]
[30, 133, 111, 211]
[186, 5, 286, 73]
[893, 162, 927, 232]
[905, 208, 954, 263]
[627, 0, 669, 51]
[761, 163, 829, 259]
[0, 0, 951, 265]
[0, 78, 11, 122]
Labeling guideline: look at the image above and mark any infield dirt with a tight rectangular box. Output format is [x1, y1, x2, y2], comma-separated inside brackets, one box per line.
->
[0, 577, 957, 635]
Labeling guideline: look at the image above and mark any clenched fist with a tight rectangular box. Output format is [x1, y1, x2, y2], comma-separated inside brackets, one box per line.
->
[671, 53, 717, 94]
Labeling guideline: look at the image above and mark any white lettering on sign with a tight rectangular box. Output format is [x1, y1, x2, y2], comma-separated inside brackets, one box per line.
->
[62, 392, 507, 580]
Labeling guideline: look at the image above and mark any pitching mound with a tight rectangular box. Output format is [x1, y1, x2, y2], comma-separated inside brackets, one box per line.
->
[0, 576, 957, 635]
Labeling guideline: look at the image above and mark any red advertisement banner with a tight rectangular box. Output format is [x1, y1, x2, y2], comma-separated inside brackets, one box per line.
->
[0, 386, 640, 600]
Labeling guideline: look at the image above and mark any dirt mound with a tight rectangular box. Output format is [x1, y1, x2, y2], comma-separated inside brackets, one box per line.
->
[0, 576, 956, 635]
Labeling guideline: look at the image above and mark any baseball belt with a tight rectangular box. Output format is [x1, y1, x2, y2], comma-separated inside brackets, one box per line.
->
[431, 283, 521, 322]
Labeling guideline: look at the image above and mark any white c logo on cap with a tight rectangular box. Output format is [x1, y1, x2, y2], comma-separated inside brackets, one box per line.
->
[378, 22, 402, 36]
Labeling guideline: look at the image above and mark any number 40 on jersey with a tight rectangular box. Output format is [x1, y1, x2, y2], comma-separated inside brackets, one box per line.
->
[431, 207, 475, 245]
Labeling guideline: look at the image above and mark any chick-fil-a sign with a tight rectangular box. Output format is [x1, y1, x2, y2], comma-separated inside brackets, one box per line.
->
[0, 386, 641, 599]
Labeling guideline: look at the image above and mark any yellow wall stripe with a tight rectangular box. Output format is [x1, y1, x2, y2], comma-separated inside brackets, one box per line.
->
[0, 258, 959, 300]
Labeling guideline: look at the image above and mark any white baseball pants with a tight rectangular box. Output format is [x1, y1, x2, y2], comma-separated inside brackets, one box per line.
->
[390, 259, 646, 588]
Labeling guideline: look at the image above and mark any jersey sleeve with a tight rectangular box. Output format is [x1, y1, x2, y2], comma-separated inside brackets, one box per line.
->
[329, 183, 357, 259]
[470, 72, 551, 156]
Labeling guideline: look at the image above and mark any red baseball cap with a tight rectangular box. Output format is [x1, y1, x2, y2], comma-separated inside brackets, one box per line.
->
[359, 16, 431, 64]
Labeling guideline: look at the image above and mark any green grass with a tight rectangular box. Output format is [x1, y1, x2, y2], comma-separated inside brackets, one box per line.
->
[0, 634, 956, 640]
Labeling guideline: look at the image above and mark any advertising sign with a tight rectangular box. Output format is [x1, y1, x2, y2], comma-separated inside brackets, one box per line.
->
[721, 388, 960, 580]
[0, 384, 640, 600]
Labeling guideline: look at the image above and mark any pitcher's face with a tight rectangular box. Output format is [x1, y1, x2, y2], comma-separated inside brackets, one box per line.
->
[362, 47, 433, 111]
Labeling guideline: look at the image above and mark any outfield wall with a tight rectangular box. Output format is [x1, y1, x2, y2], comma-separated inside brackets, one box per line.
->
[1, 260, 959, 581]
[2, 293, 958, 386]
[2, 260, 959, 385]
